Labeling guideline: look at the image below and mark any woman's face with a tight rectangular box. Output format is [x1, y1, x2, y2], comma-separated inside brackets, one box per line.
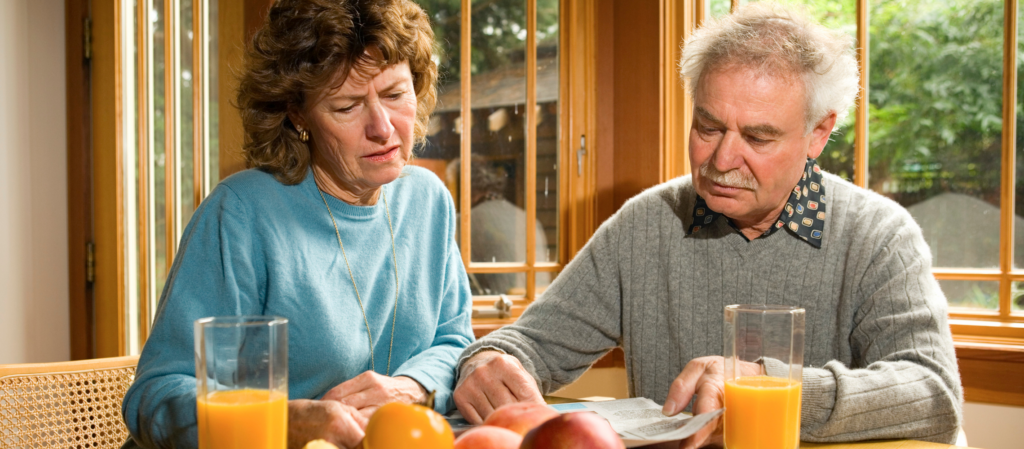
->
[296, 61, 417, 196]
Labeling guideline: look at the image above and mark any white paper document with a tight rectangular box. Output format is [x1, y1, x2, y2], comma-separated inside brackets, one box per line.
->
[549, 398, 724, 448]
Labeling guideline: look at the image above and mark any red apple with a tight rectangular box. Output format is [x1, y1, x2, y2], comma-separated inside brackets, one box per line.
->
[519, 412, 625, 449]
[484, 402, 560, 436]
[454, 425, 523, 449]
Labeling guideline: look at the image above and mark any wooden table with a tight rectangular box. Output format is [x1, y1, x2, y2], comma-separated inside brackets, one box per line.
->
[632, 439, 974, 449]
[544, 397, 977, 449]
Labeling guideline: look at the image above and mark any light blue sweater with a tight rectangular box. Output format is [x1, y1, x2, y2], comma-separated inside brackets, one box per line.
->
[122, 166, 474, 449]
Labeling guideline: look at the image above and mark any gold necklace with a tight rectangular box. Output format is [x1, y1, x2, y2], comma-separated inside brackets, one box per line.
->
[317, 186, 400, 376]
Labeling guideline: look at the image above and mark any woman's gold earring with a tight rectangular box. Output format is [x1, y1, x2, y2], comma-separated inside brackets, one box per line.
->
[298, 128, 310, 143]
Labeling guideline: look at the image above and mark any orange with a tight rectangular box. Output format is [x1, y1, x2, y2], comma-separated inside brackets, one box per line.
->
[363, 402, 454, 449]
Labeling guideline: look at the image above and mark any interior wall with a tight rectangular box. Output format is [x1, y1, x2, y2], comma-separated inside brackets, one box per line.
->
[962, 402, 1024, 449]
[0, 0, 69, 364]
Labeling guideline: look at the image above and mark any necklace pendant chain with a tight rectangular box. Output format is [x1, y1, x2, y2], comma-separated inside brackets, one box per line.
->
[318, 187, 401, 376]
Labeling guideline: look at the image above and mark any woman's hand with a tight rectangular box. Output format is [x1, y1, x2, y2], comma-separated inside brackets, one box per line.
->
[288, 399, 367, 449]
[322, 371, 428, 420]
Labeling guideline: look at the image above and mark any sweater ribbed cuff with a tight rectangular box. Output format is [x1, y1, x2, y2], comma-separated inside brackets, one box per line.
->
[800, 366, 838, 431]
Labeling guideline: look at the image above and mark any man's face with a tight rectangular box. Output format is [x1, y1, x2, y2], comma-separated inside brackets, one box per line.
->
[689, 67, 832, 225]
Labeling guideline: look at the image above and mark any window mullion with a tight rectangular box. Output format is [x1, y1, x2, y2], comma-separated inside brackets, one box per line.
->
[165, 0, 177, 268]
[854, 0, 868, 189]
[459, 0, 472, 269]
[136, 0, 151, 346]
[192, 0, 204, 210]
[526, 0, 538, 301]
[1001, 0, 1019, 319]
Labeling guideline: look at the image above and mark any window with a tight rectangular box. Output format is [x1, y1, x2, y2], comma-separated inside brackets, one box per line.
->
[411, 0, 566, 324]
[111, 0, 590, 352]
[120, 0, 220, 354]
[707, 0, 1024, 340]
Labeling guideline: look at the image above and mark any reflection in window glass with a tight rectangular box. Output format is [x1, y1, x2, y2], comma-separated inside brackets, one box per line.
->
[537, 0, 559, 264]
[870, 0, 1003, 269]
[939, 280, 999, 312]
[468, 0, 528, 265]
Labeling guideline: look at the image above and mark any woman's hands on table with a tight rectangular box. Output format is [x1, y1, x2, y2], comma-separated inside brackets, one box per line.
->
[288, 372, 428, 449]
[662, 356, 765, 449]
[452, 349, 546, 424]
[322, 372, 428, 421]
[288, 399, 366, 449]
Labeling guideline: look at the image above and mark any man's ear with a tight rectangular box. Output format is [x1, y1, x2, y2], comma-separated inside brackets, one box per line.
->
[807, 111, 837, 159]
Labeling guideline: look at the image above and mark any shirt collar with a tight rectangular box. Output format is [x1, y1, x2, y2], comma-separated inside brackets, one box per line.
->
[687, 158, 827, 248]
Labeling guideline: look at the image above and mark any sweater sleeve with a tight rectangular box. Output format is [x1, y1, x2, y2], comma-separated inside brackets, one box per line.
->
[122, 185, 266, 449]
[458, 205, 626, 394]
[795, 218, 963, 444]
[392, 195, 475, 414]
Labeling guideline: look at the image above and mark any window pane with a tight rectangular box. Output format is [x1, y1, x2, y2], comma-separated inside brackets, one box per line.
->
[412, 0, 462, 219]
[468, 272, 526, 296]
[410, 1, 460, 192]
[708, 0, 733, 17]
[151, 0, 168, 298]
[870, 0, 1003, 269]
[178, 0, 196, 229]
[1015, 0, 1024, 270]
[939, 279, 999, 312]
[1012, 281, 1024, 312]
[537, 0, 558, 263]
[469, 0, 528, 264]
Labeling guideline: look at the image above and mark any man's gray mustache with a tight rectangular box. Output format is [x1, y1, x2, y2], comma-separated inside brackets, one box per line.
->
[699, 161, 758, 190]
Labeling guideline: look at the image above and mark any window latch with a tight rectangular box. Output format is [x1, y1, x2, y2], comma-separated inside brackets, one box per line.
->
[471, 295, 514, 319]
[576, 135, 586, 176]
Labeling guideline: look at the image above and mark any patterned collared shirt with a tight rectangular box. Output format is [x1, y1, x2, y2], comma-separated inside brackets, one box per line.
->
[688, 158, 827, 248]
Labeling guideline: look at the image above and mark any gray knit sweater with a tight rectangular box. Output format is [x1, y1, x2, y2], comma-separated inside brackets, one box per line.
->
[462, 173, 963, 444]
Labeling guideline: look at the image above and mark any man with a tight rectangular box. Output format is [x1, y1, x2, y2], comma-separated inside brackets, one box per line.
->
[452, 3, 963, 448]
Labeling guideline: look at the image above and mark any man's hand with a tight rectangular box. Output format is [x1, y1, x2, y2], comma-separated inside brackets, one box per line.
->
[288, 399, 366, 449]
[452, 350, 545, 424]
[322, 372, 428, 421]
[662, 356, 764, 449]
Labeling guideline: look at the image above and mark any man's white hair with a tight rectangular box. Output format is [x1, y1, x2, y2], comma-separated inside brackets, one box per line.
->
[679, 2, 860, 134]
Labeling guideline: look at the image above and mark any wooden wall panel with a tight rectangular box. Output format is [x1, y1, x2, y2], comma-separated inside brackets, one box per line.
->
[66, 0, 94, 360]
[956, 344, 1024, 407]
[218, 0, 246, 179]
[595, 0, 615, 224]
[90, 0, 123, 358]
[612, 0, 663, 211]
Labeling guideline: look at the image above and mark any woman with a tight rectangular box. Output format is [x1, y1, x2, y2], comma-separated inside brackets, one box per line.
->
[120, 1, 474, 448]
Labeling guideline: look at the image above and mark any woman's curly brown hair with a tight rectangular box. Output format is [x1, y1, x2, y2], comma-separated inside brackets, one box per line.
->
[237, 0, 438, 184]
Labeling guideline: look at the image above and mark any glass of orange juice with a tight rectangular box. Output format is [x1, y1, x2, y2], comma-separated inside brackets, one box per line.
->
[195, 316, 288, 449]
[723, 305, 805, 449]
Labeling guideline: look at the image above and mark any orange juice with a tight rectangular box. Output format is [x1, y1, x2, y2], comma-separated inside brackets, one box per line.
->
[197, 388, 288, 449]
[724, 376, 801, 449]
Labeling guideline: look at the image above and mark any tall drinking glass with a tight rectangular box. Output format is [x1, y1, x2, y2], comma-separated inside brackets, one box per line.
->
[195, 316, 288, 449]
[723, 305, 805, 449]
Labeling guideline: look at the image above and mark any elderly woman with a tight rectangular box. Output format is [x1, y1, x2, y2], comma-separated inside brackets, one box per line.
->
[120, 0, 474, 448]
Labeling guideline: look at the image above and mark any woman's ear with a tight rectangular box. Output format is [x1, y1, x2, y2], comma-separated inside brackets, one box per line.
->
[287, 106, 307, 132]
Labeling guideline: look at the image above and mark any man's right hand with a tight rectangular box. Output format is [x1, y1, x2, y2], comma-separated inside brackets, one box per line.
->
[287, 399, 367, 449]
[452, 350, 545, 424]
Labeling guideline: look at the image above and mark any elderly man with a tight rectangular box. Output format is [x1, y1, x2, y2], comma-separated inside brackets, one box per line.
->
[452, 3, 962, 448]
